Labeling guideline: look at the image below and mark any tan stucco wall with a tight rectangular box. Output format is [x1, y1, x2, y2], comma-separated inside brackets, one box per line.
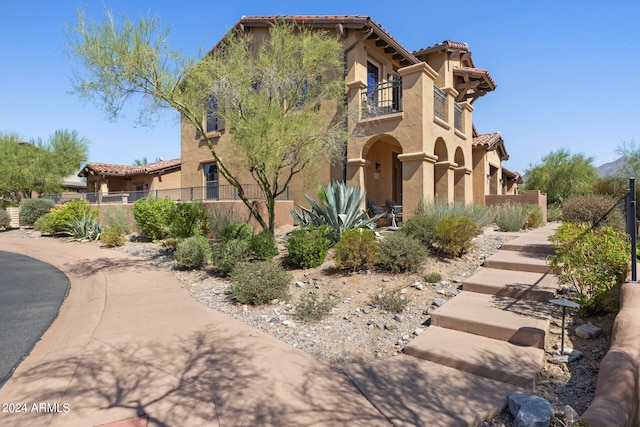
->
[582, 281, 640, 427]
[86, 170, 181, 194]
[485, 190, 548, 223]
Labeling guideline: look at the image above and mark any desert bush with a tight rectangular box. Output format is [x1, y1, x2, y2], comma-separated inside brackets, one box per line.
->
[220, 221, 253, 243]
[550, 222, 629, 315]
[0, 209, 10, 229]
[400, 213, 438, 248]
[291, 181, 380, 243]
[210, 206, 243, 240]
[377, 233, 427, 273]
[19, 198, 55, 226]
[424, 272, 442, 283]
[419, 199, 494, 229]
[167, 201, 211, 239]
[286, 225, 332, 269]
[334, 228, 378, 272]
[294, 291, 339, 322]
[101, 206, 132, 234]
[562, 195, 626, 231]
[250, 230, 279, 260]
[132, 197, 175, 240]
[175, 235, 212, 270]
[434, 215, 479, 257]
[47, 199, 97, 234]
[60, 214, 102, 242]
[100, 226, 126, 247]
[369, 288, 409, 313]
[230, 261, 291, 305]
[211, 238, 251, 276]
[525, 204, 544, 228]
[160, 237, 179, 251]
[34, 213, 55, 234]
[493, 203, 529, 232]
[547, 203, 564, 222]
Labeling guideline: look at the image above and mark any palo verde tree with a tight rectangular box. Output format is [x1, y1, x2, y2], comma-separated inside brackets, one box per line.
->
[66, 10, 346, 234]
[0, 130, 89, 201]
[523, 149, 598, 204]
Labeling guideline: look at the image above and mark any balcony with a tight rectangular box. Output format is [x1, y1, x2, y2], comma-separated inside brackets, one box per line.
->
[454, 103, 463, 132]
[434, 86, 446, 121]
[360, 79, 402, 119]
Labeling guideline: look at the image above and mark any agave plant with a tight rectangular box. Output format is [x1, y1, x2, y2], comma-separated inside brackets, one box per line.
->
[61, 214, 103, 242]
[291, 182, 382, 242]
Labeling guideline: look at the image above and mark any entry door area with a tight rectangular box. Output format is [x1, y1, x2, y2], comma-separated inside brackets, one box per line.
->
[392, 152, 402, 204]
[205, 163, 219, 200]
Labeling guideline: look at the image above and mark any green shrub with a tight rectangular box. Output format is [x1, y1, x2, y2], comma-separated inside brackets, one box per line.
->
[294, 291, 339, 322]
[101, 206, 132, 234]
[424, 272, 442, 283]
[562, 195, 626, 231]
[160, 237, 179, 251]
[220, 221, 253, 243]
[132, 197, 175, 240]
[550, 222, 630, 315]
[34, 213, 55, 234]
[493, 203, 529, 232]
[400, 213, 438, 248]
[19, 198, 55, 226]
[525, 204, 544, 229]
[100, 226, 126, 247]
[547, 203, 564, 222]
[419, 199, 494, 229]
[210, 206, 243, 240]
[0, 209, 10, 229]
[377, 233, 427, 273]
[250, 230, 279, 260]
[211, 238, 251, 275]
[286, 225, 332, 269]
[230, 261, 291, 305]
[334, 228, 378, 272]
[167, 201, 211, 239]
[60, 214, 102, 242]
[175, 235, 212, 270]
[370, 288, 409, 313]
[434, 216, 479, 257]
[49, 199, 96, 233]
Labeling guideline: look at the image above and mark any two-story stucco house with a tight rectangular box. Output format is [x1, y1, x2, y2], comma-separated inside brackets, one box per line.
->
[180, 15, 519, 220]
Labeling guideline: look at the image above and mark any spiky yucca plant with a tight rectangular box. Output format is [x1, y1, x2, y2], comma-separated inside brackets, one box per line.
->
[61, 214, 102, 242]
[290, 182, 382, 242]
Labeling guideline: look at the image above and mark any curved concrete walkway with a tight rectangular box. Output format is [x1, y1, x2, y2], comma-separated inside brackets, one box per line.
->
[0, 238, 388, 427]
[0, 224, 559, 427]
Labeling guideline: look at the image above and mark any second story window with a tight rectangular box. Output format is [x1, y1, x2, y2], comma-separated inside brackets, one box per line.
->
[366, 61, 380, 106]
[206, 97, 224, 133]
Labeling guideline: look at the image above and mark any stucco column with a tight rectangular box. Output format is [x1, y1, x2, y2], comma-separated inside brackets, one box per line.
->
[454, 167, 473, 203]
[397, 151, 438, 217]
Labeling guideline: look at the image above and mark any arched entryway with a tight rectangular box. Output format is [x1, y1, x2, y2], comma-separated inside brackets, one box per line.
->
[453, 147, 466, 202]
[362, 136, 403, 208]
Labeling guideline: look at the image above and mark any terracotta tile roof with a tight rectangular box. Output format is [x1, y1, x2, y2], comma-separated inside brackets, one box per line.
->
[223, 15, 420, 67]
[79, 159, 181, 177]
[472, 132, 509, 161]
[412, 40, 470, 58]
[502, 167, 523, 183]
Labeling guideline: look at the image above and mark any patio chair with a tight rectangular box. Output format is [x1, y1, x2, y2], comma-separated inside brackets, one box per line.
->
[385, 200, 403, 228]
[368, 200, 392, 227]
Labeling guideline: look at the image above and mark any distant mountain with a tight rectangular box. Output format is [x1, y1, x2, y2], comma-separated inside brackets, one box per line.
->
[597, 157, 626, 177]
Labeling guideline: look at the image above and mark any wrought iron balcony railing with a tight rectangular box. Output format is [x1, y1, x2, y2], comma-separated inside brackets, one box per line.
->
[434, 86, 446, 121]
[361, 79, 403, 119]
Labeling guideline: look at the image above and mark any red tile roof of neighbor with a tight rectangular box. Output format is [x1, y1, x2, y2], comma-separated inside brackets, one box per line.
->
[79, 159, 181, 177]
[473, 132, 510, 161]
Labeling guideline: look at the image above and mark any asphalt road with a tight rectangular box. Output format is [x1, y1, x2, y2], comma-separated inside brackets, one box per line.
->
[0, 251, 69, 388]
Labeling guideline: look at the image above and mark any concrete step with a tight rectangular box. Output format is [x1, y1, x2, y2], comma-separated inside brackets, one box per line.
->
[483, 250, 551, 274]
[430, 291, 552, 349]
[343, 355, 526, 427]
[405, 326, 544, 389]
[462, 268, 558, 302]
[500, 224, 558, 255]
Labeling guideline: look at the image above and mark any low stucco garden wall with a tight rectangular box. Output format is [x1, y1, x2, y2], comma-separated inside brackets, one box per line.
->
[581, 281, 640, 426]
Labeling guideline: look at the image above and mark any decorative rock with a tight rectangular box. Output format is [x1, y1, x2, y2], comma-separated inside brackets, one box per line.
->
[445, 289, 459, 297]
[507, 394, 552, 427]
[402, 334, 410, 341]
[414, 328, 425, 336]
[393, 314, 406, 322]
[549, 327, 562, 335]
[432, 298, 446, 307]
[399, 288, 407, 294]
[385, 322, 399, 331]
[559, 405, 579, 425]
[548, 355, 569, 364]
[575, 322, 602, 339]
[440, 280, 450, 286]
[295, 281, 306, 288]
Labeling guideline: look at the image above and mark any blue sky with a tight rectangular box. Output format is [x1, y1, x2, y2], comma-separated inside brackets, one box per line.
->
[1, 1, 638, 174]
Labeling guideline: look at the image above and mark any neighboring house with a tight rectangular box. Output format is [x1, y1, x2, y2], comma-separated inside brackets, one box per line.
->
[180, 16, 521, 218]
[78, 159, 181, 201]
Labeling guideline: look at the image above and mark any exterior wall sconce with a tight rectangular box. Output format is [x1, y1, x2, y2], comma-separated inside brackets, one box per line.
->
[375, 162, 382, 172]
